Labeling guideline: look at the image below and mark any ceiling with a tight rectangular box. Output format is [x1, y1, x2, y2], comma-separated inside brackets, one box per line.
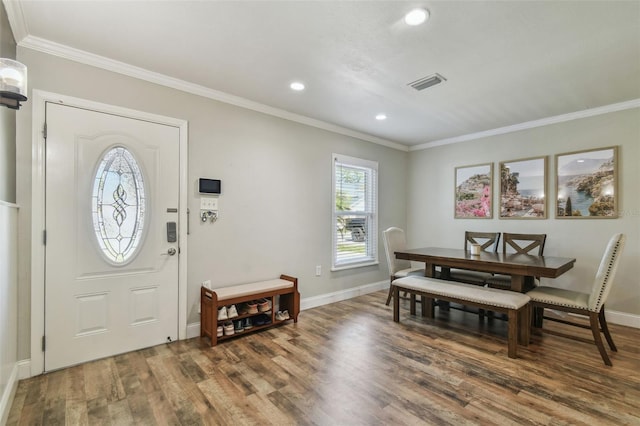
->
[5, 1, 640, 149]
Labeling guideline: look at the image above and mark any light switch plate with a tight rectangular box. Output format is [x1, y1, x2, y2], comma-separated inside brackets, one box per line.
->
[200, 197, 218, 210]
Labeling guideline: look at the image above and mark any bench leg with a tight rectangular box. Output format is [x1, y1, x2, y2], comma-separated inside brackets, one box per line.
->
[410, 293, 417, 315]
[393, 286, 400, 323]
[424, 297, 435, 319]
[518, 305, 530, 346]
[507, 309, 518, 359]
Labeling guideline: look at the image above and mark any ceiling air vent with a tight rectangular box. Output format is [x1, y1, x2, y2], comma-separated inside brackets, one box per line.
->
[408, 73, 446, 91]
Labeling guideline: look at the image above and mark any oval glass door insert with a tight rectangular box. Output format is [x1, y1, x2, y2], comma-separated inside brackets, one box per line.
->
[92, 146, 147, 264]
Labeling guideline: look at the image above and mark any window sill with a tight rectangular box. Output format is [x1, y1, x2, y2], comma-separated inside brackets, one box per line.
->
[331, 261, 379, 272]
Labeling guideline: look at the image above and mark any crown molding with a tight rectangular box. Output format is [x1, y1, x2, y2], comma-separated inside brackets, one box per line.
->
[410, 98, 640, 151]
[17, 35, 408, 152]
[2, 0, 28, 43]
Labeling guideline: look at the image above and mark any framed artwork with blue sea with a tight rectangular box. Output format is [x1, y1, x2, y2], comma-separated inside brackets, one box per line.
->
[555, 146, 618, 219]
[499, 156, 547, 219]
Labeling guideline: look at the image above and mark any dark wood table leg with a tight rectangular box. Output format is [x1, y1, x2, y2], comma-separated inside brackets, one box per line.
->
[410, 293, 416, 315]
[510, 275, 525, 293]
[424, 261, 435, 277]
[393, 286, 400, 322]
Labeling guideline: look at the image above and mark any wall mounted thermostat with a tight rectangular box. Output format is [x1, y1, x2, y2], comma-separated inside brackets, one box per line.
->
[199, 178, 221, 194]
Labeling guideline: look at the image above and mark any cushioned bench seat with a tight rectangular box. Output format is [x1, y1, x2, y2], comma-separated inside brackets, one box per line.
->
[214, 279, 294, 301]
[392, 276, 530, 358]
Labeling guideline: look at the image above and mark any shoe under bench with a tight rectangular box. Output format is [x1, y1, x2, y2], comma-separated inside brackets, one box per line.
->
[200, 274, 300, 346]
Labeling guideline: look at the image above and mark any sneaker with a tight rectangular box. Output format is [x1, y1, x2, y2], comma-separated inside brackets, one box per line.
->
[238, 303, 249, 315]
[227, 305, 238, 318]
[223, 321, 234, 336]
[246, 301, 258, 314]
[218, 306, 228, 321]
[243, 317, 253, 330]
[234, 320, 244, 333]
[282, 310, 290, 320]
[216, 326, 223, 337]
[275, 311, 286, 321]
[257, 298, 271, 312]
[254, 314, 267, 326]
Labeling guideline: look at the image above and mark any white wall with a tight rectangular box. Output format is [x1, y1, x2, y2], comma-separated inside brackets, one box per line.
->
[408, 108, 640, 319]
[0, 202, 18, 424]
[15, 48, 409, 358]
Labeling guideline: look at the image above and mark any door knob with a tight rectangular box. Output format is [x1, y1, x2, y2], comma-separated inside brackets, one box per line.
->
[162, 247, 177, 256]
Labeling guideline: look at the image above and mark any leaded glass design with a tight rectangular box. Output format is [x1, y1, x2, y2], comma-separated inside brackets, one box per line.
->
[92, 146, 146, 264]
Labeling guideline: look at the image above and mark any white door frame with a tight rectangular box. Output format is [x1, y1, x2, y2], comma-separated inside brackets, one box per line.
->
[30, 90, 189, 376]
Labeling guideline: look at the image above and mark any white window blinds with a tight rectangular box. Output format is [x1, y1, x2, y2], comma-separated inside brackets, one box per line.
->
[332, 154, 378, 270]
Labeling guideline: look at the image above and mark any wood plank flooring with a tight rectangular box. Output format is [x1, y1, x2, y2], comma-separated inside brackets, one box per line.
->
[8, 290, 640, 425]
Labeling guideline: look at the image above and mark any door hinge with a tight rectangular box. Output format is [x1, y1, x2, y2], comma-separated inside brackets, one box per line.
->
[43, 230, 47, 245]
[42, 335, 46, 352]
[43, 122, 47, 139]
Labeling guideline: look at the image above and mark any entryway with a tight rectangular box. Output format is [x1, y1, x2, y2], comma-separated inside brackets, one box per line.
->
[30, 93, 188, 373]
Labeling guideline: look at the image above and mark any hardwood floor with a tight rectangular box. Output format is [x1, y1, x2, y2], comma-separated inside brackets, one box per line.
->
[8, 290, 640, 425]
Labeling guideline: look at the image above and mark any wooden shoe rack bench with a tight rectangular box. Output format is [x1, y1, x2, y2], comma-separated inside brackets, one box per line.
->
[200, 274, 300, 346]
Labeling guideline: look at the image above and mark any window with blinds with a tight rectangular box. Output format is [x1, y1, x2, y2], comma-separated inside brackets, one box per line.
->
[332, 154, 378, 270]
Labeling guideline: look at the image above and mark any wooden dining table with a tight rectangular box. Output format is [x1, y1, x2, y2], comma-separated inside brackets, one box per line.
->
[395, 247, 576, 293]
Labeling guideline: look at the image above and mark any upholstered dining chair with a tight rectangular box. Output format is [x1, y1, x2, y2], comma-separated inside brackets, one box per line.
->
[383, 227, 424, 306]
[527, 233, 625, 366]
[486, 233, 547, 290]
[447, 231, 501, 285]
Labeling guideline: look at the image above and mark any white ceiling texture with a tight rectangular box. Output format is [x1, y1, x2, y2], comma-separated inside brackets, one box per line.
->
[4, 1, 640, 150]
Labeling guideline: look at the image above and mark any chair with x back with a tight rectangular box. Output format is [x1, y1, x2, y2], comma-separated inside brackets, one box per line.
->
[527, 233, 625, 366]
[447, 231, 501, 285]
[383, 227, 424, 306]
[485, 233, 547, 290]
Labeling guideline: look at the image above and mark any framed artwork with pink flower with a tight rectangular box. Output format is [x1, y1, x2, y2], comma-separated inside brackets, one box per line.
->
[454, 163, 493, 219]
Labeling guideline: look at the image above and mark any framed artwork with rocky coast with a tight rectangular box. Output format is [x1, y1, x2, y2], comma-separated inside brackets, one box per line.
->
[555, 146, 618, 219]
[454, 163, 493, 219]
[499, 156, 547, 219]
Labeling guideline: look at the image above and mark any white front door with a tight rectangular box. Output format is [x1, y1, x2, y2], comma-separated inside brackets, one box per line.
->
[44, 102, 180, 371]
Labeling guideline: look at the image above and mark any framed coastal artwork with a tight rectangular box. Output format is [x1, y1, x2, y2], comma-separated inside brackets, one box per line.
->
[454, 163, 493, 219]
[555, 146, 618, 218]
[499, 156, 547, 219]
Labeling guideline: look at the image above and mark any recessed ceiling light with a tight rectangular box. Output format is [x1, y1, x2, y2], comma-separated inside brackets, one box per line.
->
[290, 82, 305, 91]
[375, 114, 387, 121]
[404, 8, 429, 26]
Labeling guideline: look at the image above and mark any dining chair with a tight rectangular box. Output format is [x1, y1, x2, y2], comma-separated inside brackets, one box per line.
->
[383, 227, 425, 306]
[527, 233, 625, 366]
[485, 233, 547, 290]
[447, 231, 501, 285]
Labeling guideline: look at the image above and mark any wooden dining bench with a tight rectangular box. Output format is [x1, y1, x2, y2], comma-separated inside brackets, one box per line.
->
[392, 276, 530, 359]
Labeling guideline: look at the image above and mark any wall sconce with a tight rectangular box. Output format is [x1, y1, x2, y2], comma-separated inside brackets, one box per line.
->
[0, 58, 28, 110]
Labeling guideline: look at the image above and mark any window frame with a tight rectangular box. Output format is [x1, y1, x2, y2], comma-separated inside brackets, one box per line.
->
[331, 153, 379, 271]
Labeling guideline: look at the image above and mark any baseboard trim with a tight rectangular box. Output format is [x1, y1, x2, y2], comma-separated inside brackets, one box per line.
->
[606, 309, 640, 329]
[300, 280, 388, 311]
[186, 322, 201, 339]
[186, 280, 389, 338]
[0, 363, 19, 425]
